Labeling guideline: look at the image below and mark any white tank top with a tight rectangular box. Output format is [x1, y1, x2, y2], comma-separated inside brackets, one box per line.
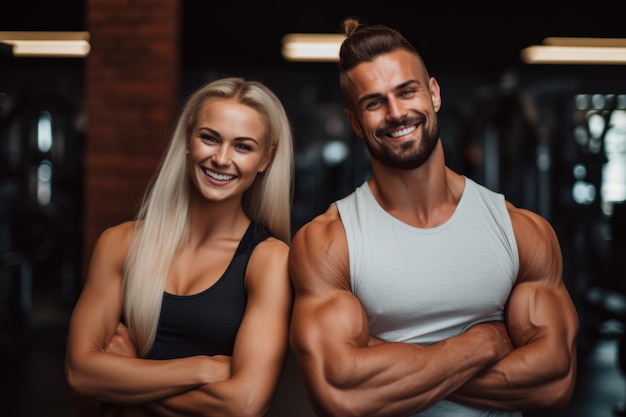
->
[335, 177, 521, 417]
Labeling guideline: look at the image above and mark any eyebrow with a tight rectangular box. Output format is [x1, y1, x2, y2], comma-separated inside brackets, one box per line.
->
[197, 126, 260, 145]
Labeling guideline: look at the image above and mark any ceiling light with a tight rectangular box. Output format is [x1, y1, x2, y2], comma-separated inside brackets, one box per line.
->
[0, 31, 90, 57]
[521, 37, 626, 65]
[281, 34, 345, 62]
[542, 37, 626, 47]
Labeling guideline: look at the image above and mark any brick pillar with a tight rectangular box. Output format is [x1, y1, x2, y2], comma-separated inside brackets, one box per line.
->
[84, 0, 179, 269]
[79, 1, 179, 414]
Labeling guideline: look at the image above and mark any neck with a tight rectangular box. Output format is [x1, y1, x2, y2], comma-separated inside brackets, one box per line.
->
[368, 144, 464, 228]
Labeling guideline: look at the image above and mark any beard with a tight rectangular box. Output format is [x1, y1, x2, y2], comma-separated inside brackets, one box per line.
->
[366, 114, 440, 170]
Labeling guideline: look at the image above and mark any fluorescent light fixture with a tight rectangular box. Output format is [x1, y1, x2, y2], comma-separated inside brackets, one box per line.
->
[521, 37, 626, 65]
[282, 33, 345, 62]
[543, 37, 626, 47]
[0, 31, 90, 57]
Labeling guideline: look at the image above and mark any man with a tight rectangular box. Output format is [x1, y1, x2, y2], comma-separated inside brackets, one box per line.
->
[288, 17, 578, 417]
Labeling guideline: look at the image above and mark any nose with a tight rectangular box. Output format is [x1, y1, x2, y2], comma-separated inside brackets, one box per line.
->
[386, 97, 407, 121]
[211, 144, 231, 166]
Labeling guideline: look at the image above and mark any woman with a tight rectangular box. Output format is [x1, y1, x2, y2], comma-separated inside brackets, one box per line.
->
[65, 77, 294, 416]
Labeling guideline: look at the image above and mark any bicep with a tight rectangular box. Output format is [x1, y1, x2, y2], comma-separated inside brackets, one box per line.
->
[507, 281, 578, 350]
[507, 207, 578, 362]
[67, 227, 127, 357]
[232, 240, 292, 382]
[291, 291, 370, 379]
[288, 219, 369, 387]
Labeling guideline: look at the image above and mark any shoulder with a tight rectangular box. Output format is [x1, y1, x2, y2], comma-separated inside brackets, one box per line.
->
[91, 221, 136, 262]
[289, 204, 350, 290]
[98, 220, 136, 242]
[247, 236, 290, 293]
[505, 202, 558, 243]
[291, 204, 345, 254]
[505, 202, 562, 284]
[251, 236, 289, 264]
[84, 221, 137, 287]
[98, 220, 135, 245]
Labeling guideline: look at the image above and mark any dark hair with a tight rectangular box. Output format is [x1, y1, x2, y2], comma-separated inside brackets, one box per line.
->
[338, 17, 427, 105]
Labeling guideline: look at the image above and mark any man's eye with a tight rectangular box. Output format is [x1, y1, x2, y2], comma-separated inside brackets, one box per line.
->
[366, 100, 383, 109]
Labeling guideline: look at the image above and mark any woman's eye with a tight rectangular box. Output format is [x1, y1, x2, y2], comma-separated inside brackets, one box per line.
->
[236, 144, 252, 151]
[200, 134, 218, 143]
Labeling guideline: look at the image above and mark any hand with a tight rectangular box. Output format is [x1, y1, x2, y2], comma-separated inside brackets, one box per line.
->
[205, 354, 232, 383]
[104, 322, 139, 358]
[367, 336, 385, 346]
[467, 320, 514, 362]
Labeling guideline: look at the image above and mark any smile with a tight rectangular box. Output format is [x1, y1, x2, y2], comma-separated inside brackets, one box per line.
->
[389, 125, 416, 138]
[203, 168, 235, 181]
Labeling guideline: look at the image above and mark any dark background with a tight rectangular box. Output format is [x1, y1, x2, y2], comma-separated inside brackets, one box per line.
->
[1, 1, 626, 416]
[2, 1, 626, 72]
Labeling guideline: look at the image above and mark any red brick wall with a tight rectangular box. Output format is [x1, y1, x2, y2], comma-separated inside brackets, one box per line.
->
[83, 0, 179, 277]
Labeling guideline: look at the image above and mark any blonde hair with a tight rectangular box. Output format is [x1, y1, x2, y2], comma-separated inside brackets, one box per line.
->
[123, 77, 294, 356]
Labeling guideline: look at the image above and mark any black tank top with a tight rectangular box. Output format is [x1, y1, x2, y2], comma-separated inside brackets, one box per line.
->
[147, 222, 270, 359]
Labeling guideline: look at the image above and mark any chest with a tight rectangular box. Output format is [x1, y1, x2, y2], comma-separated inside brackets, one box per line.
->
[349, 219, 517, 342]
[149, 250, 249, 359]
[166, 240, 239, 296]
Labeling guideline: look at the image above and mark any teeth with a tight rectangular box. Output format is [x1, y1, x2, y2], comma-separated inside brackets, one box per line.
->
[204, 168, 234, 181]
[390, 126, 416, 138]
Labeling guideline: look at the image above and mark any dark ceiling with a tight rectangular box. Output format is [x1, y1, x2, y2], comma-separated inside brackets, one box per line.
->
[183, 4, 626, 74]
[2, 1, 626, 75]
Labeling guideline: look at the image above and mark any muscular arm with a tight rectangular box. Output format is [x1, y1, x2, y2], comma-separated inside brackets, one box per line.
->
[65, 223, 224, 405]
[450, 205, 579, 411]
[289, 206, 514, 417]
[117, 238, 293, 417]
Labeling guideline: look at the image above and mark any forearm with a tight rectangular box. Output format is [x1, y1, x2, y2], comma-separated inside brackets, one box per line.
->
[452, 275, 580, 411]
[450, 338, 576, 410]
[66, 352, 211, 404]
[143, 385, 225, 417]
[304, 323, 511, 417]
[140, 374, 276, 417]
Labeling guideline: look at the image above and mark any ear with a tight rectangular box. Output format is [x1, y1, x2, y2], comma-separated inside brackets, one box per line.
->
[258, 145, 275, 173]
[429, 77, 442, 112]
[344, 107, 365, 138]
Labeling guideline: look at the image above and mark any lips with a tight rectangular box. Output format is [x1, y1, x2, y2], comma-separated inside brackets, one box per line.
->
[202, 167, 235, 181]
[389, 125, 416, 138]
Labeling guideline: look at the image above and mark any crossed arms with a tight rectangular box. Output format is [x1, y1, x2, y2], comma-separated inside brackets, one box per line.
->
[65, 223, 292, 417]
[288, 204, 578, 417]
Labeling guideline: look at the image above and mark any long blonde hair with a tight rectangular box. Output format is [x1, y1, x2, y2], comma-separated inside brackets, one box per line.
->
[123, 77, 294, 356]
